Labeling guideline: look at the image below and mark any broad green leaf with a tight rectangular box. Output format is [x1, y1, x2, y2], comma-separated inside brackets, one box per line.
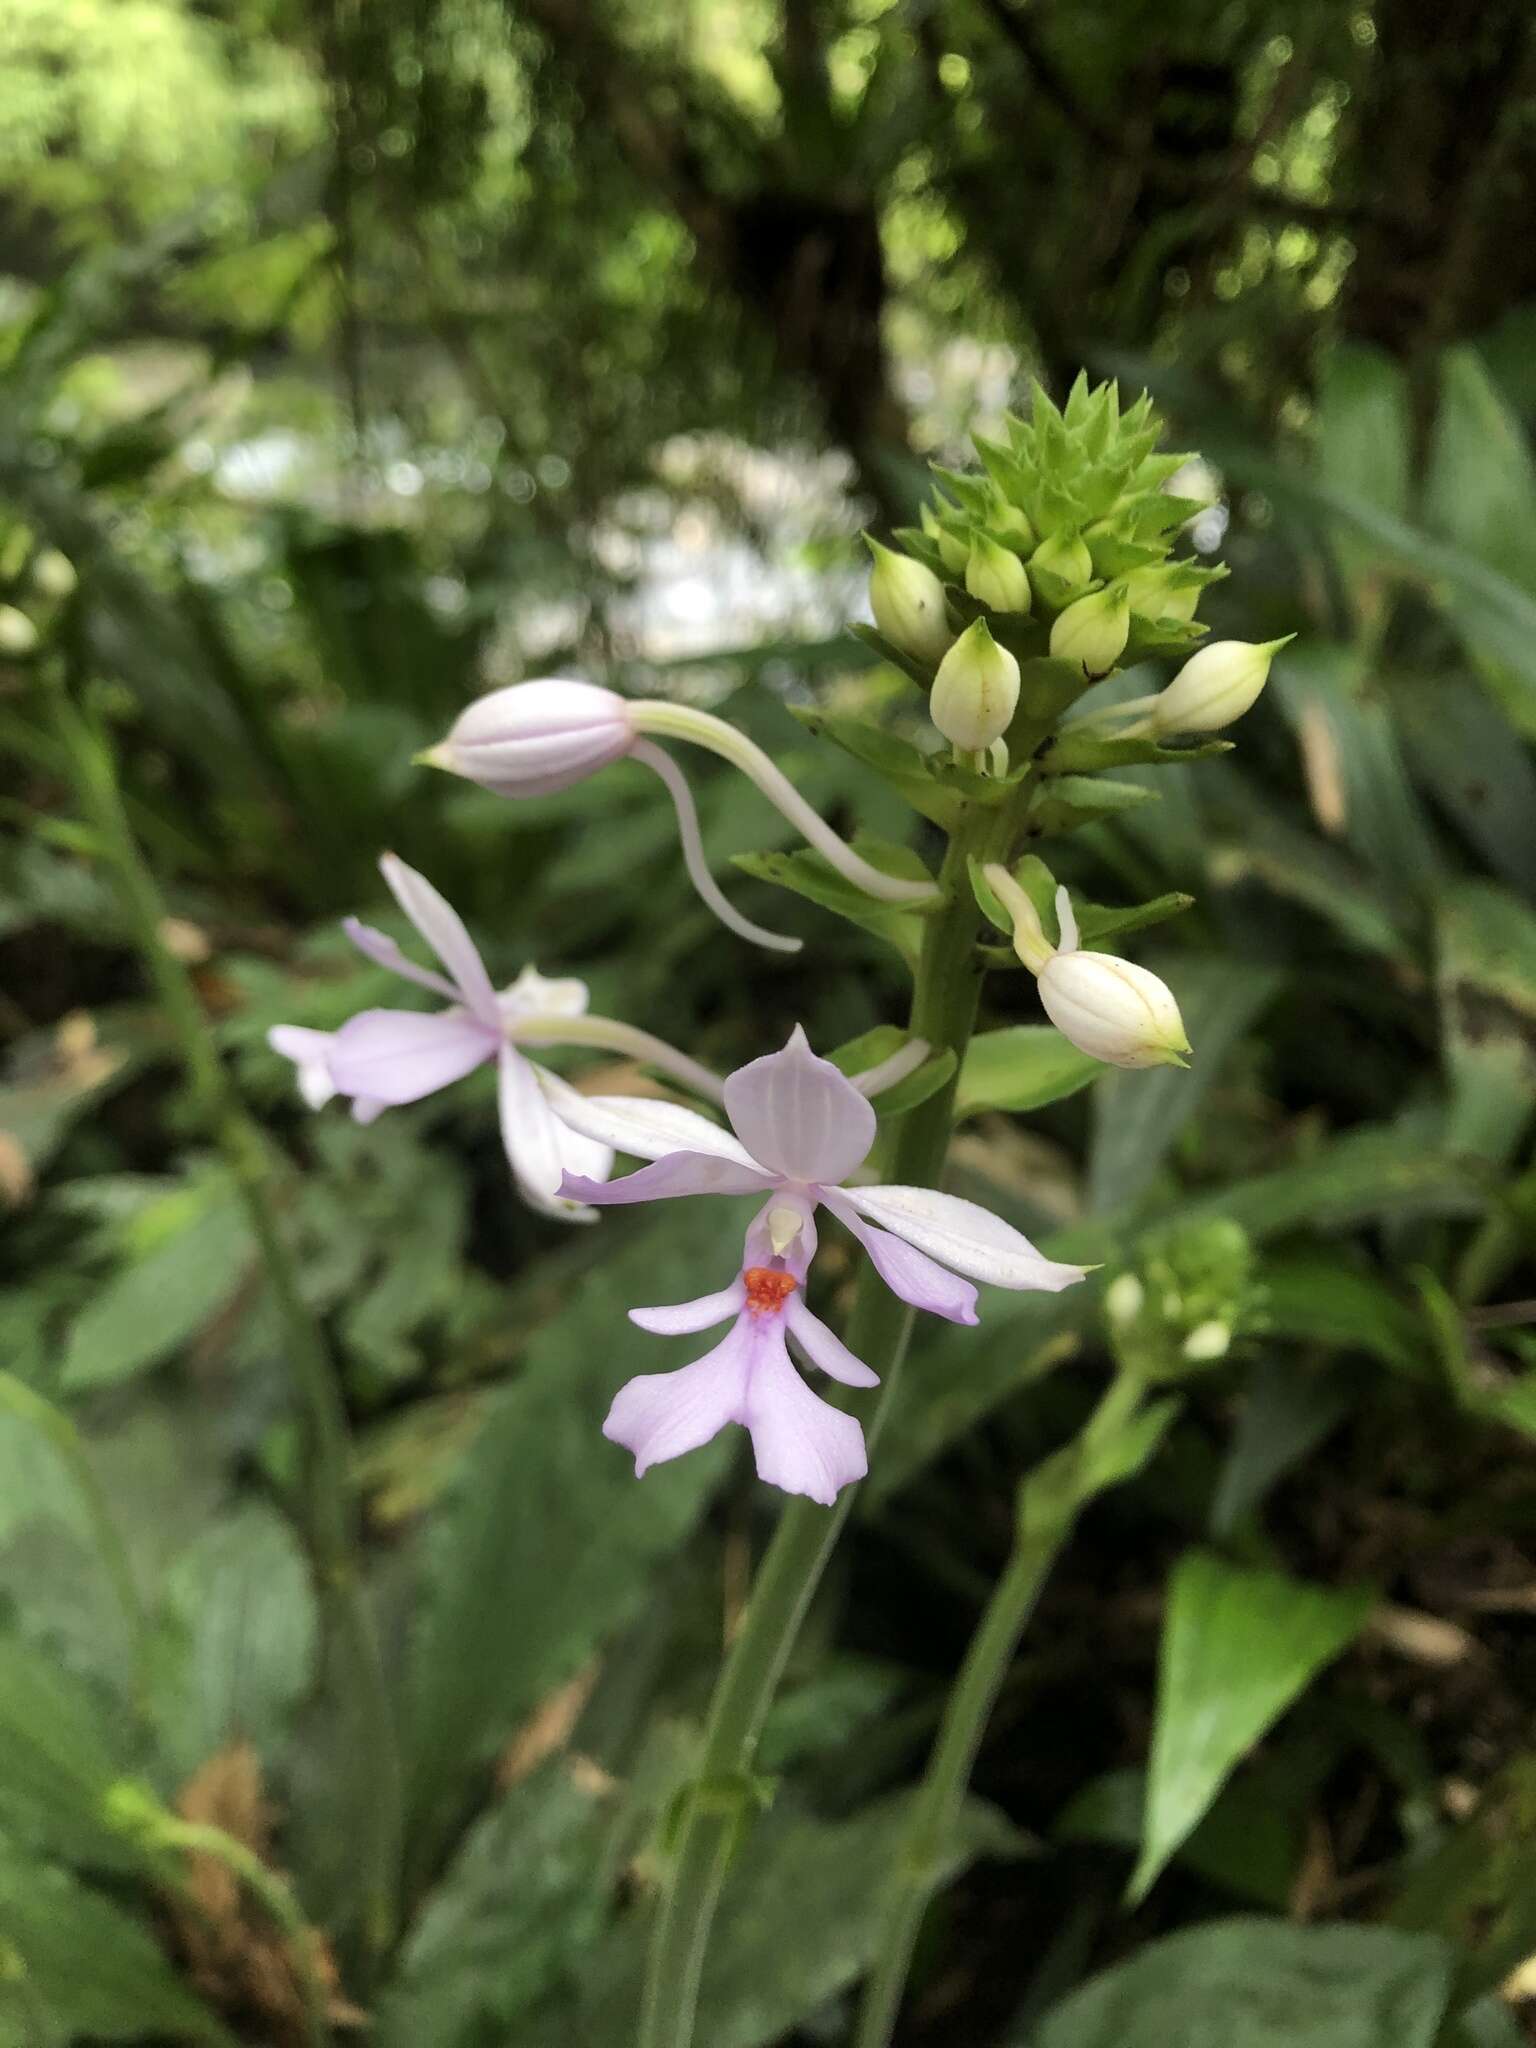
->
[791, 707, 963, 829]
[1055, 1765, 1300, 1908]
[1437, 879, 1536, 1165]
[0, 1633, 144, 1871]
[1033, 1918, 1454, 2048]
[149, 1502, 318, 1782]
[1425, 348, 1536, 601]
[375, 1761, 610, 2046]
[1179, 1126, 1484, 1238]
[1395, 674, 1536, 898]
[1131, 1552, 1371, 1901]
[1088, 958, 1283, 1212]
[1316, 343, 1411, 622]
[403, 1209, 745, 1878]
[1208, 1359, 1356, 1539]
[733, 845, 926, 967]
[956, 1027, 1101, 1118]
[1261, 1251, 1426, 1376]
[826, 1026, 955, 1115]
[60, 1174, 252, 1391]
[0, 1846, 232, 2044]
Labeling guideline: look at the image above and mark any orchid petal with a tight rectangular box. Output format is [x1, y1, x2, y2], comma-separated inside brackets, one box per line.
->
[350, 1096, 388, 1125]
[325, 1007, 497, 1104]
[630, 1280, 746, 1335]
[269, 1025, 337, 1110]
[843, 1183, 1086, 1293]
[341, 916, 459, 1001]
[785, 1296, 879, 1387]
[540, 1069, 762, 1167]
[498, 1043, 606, 1221]
[822, 1191, 979, 1324]
[560, 1149, 773, 1208]
[723, 1025, 876, 1185]
[603, 1325, 751, 1477]
[378, 853, 499, 1023]
[744, 1336, 867, 1505]
[498, 964, 590, 1020]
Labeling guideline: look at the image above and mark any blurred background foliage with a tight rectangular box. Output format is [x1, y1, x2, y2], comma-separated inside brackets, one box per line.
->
[2, 0, 1536, 2042]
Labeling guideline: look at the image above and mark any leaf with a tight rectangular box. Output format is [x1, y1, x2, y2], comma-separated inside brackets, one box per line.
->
[1395, 673, 1536, 898]
[375, 1762, 611, 2046]
[956, 1027, 1102, 1118]
[1178, 1125, 1484, 1239]
[825, 1026, 956, 1116]
[0, 1846, 232, 2044]
[1316, 343, 1411, 622]
[1425, 348, 1536, 603]
[1436, 879, 1536, 1165]
[1088, 959, 1284, 1212]
[0, 1632, 145, 1872]
[61, 1174, 253, 1391]
[1261, 1252, 1426, 1376]
[1033, 1918, 1454, 2048]
[149, 1503, 318, 1783]
[733, 846, 926, 967]
[1071, 890, 1195, 946]
[1130, 1552, 1371, 1902]
[403, 1209, 747, 1878]
[1208, 1359, 1356, 1539]
[791, 709, 962, 829]
[1030, 773, 1160, 837]
[1055, 1766, 1301, 1909]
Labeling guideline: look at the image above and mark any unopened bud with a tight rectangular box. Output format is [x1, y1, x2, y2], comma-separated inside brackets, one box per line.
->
[425, 678, 634, 797]
[866, 538, 953, 664]
[1049, 584, 1130, 677]
[1039, 949, 1190, 1069]
[1183, 1320, 1231, 1362]
[0, 606, 38, 655]
[991, 500, 1036, 548]
[1030, 532, 1094, 592]
[931, 619, 1020, 751]
[1123, 565, 1199, 623]
[964, 534, 1031, 614]
[31, 548, 77, 598]
[1148, 637, 1290, 737]
[922, 504, 970, 574]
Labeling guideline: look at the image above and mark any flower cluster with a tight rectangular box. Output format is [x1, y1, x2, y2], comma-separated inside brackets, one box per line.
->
[270, 378, 1289, 1503]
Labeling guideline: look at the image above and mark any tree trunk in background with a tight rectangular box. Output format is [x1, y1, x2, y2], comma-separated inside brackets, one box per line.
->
[1344, 0, 1536, 358]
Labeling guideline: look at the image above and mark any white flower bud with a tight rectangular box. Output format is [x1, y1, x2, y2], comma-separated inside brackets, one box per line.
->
[991, 500, 1036, 548]
[1148, 637, 1290, 737]
[0, 605, 38, 655]
[866, 538, 953, 664]
[1105, 1273, 1145, 1325]
[31, 549, 77, 598]
[1123, 565, 1199, 623]
[1038, 949, 1190, 1069]
[964, 534, 1031, 614]
[925, 505, 974, 577]
[425, 678, 635, 797]
[1030, 532, 1094, 591]
[930, 619, 1020, 751]
[1049, 584, 1130, 677]
[1183, 1320, 1231, 1362]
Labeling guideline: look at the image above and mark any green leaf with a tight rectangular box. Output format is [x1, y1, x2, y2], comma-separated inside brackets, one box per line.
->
[1395, 673, 1536, 897]
[60, 1174, 253, 1392]
[791, 708, 962, 829]
[1130, 1552, 1371, 1902]
[1072, 890, 1195, 946]
[375, 1762, 610, 2046]
[1208, 1359, 1356, 1539]
[1437, 879, 1536, 1165]
[825, 1026, 956, 1116]
[1179, 1126, 1484, 1239]
[956, 1027, 1101, 1118]
[1261, 1252, 1426, 1377]
[1055, 1766, 1301, 1909]
[1425, 348, 1536, 605]
[1030, 773, 1160, 837]
[0, 1632, 146, 1872]
[1040, 729, 1231, 773]
[1033, 1918, 1454, 2048]
[148, 1502, 318, 1783]
[403, 1209, 747, 1878]
[1088, 959, 1284, 1212]
[1316, 343, 1411, 622]
[0, 1847, 233, 2044]
[733, 845, 927, 967]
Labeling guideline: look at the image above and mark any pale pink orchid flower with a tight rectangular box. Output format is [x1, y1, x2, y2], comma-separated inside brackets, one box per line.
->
[268, 854, 721, 1223]
[548, 1028, 1085, 1503]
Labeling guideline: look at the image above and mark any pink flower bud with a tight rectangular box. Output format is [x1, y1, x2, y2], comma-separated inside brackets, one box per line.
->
[428, 679, 635, 797]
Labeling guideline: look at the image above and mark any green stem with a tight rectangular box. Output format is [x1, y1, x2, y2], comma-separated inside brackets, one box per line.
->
[637, 815, 1001, 2048]
[46, 675, 401, 1970]
[853, 1369, 1145, 2048]
[158, 1818, 332, 2048]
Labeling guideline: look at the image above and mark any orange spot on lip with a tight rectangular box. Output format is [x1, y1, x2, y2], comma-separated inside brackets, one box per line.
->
[743, 1267, 797, 1315]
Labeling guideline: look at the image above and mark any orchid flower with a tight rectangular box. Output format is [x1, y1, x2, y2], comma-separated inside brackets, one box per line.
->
[548, 1028, 1085, 1503]
[268, 853, 723, 1222]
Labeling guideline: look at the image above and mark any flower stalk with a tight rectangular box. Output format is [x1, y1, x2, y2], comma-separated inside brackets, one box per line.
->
[636, 811, 1007, 2048]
